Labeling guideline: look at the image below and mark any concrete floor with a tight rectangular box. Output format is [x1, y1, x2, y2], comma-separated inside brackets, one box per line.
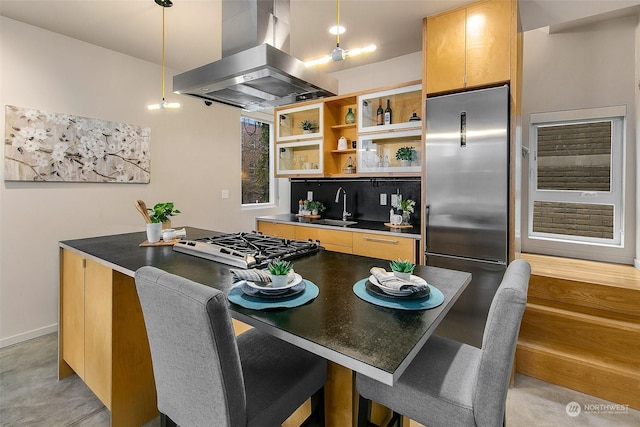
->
[1, 333, 638, 426]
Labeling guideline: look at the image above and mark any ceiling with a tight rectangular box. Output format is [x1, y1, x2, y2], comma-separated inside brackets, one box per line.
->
[1, 0, 640, 76]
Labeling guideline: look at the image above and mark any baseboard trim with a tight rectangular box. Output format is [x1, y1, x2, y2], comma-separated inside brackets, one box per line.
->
[0, 324, 58, 348]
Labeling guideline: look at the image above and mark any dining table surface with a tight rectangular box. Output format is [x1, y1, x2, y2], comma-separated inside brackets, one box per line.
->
[60, 226, 472, 386]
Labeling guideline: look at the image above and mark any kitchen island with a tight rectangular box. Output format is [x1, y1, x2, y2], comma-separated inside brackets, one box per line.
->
[59, 227, 470, 426]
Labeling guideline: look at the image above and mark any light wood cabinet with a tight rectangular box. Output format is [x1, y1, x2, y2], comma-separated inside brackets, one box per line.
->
[274, 82, 422, 178]
[256, 221, 297, 239]
[61, 250, 85, 378]
[83, 259, 113, 406]
[59, 248, 158, 426]
[352, 232, 416, 262]
[323, 95, 358, 176]
[425, 0, 511, 94]
[276, 102, 323, 142]
[357, 84, 422, 134]
[275, 103, 324, 177]
[258, 221, 418, 263]
[358, 129, 422, 175]
[294, 226, 353, 254]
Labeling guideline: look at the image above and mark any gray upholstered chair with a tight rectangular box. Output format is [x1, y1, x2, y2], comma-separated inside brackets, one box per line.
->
[356, 259, 531, 427]
[135, 266, 327, 427]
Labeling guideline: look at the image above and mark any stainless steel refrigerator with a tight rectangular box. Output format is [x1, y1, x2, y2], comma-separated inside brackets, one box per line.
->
[425, 85, 509, 348]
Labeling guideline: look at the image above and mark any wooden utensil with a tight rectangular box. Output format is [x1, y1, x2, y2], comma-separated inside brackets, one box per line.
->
[135, 199, 151, 224]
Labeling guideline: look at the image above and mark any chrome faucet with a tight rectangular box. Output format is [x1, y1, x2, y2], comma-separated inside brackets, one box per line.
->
[335, 187, 351, 221]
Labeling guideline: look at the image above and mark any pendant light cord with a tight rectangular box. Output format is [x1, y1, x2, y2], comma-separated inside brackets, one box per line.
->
[161, 6, 166, 100]
[335, 0, 340, 47]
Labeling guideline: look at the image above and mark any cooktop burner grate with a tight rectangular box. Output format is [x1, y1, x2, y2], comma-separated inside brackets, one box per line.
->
[172, 231, 321, 269]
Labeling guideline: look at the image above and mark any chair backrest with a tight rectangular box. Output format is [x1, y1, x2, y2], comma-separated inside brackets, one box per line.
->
[473, 259, 530, 426]
[135, 266, 246, 427]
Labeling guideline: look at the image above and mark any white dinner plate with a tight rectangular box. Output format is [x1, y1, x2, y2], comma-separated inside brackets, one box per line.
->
[368, 274, 428, 296]
[245, 273, 302, 294]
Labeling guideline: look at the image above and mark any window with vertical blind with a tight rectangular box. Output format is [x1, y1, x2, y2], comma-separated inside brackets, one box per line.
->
[528, 106, 625, 247]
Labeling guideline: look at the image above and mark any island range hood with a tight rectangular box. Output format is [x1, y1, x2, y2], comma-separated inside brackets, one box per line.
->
[173, 0, 338, 111]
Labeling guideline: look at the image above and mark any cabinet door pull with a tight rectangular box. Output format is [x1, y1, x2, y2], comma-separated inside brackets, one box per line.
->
[362, 237, 399, 244]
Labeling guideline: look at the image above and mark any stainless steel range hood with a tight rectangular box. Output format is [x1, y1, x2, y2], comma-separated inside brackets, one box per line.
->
[173, 0, 337, 111]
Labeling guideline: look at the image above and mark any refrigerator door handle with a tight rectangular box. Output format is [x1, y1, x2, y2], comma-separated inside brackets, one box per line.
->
[426, 251, 507, 266]
[460, 111, 467, 147]
[424, 204, 430, 252]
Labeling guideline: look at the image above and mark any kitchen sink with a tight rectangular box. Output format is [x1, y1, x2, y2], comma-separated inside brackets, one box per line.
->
[313, 219, 358, 227]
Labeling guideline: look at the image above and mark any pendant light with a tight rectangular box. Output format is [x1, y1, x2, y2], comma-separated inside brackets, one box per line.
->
[147, 0, 180, 110]
[304, 0, 376, 67]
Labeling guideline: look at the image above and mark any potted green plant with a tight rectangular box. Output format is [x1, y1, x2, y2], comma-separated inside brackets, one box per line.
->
[148, 202, 181, 228]
[267, 259, 293, 287]
[389, 259, 415, 281]
[395, 146, 416, 166]
[299, 119, 317, 133]
[306, 200, 326, 216]
[392, 196, 415, 225]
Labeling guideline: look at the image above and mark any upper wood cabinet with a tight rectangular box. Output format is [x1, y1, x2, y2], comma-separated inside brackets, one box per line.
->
[274, 81, 422, 178]
[323, 95, 358, 176]
[276, 102, 324, 142]
[275, 103, 324, 178]
[425, 0, 511, 94]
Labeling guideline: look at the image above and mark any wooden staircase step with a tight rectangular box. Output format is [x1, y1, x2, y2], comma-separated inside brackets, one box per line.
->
[520, 253, 640, 317]
[516, 341, 640, 410]
[519, 303, 640, 370]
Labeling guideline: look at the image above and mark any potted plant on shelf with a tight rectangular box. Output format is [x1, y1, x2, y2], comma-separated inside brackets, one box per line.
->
[267, 259, 293, 288]
[306, 200, 326, 216]
[299, 119, 317, 134]
[395, 146, 416, 167]
[148, 202, 181, 229]
[389, 259, 415, 281]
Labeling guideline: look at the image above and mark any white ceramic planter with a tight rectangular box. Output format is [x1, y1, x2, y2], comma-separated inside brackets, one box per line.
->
[393, 271, 411, 281]
[270, 274, 289, 288]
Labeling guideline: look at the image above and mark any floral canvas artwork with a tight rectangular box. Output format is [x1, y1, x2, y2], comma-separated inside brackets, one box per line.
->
[4, 105, 151, 183]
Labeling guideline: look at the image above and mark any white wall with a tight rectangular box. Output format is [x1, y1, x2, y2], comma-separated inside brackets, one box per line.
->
[0, 18, 419, 346]
[332, 52, 422, 94]
[521, 14, 638, 264]
[0, 17, 291, 346]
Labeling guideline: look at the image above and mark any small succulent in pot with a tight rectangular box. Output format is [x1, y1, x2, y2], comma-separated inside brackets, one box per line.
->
[389, 259, 415, 281]
[299, 119, 317, 133]
[267, 259, 294, 288]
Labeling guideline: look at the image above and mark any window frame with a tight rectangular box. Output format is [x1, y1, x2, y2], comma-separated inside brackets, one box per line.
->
[240, 112, 276, 208]
[527, 105, 626, 248]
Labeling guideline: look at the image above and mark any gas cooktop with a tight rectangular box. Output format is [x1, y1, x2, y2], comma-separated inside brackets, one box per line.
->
[173, 231, 321, 269]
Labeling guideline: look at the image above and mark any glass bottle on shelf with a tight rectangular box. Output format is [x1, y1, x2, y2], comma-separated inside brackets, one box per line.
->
[345, 107, 356, 124]
[376, 100, 384, 125]
[384, 99, 392, 125]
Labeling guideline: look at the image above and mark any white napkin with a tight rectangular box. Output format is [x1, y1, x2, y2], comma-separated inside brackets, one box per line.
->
[230, 268, 271, 283]
[230, 268, 296, 284]
[369, 267, 427, 292]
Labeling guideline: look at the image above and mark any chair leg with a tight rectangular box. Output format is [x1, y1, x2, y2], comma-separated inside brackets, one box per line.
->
[386, 411, 403, 427]
[160, 413, 177, 427]
[300, 386, 325, 427]
[357, 394, 377, 427]
[357, 395, 404, 427]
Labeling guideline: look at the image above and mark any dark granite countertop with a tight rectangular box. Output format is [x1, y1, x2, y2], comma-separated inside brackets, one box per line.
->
[59, 226, 469, 385]
[256, 214, 421, 239]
